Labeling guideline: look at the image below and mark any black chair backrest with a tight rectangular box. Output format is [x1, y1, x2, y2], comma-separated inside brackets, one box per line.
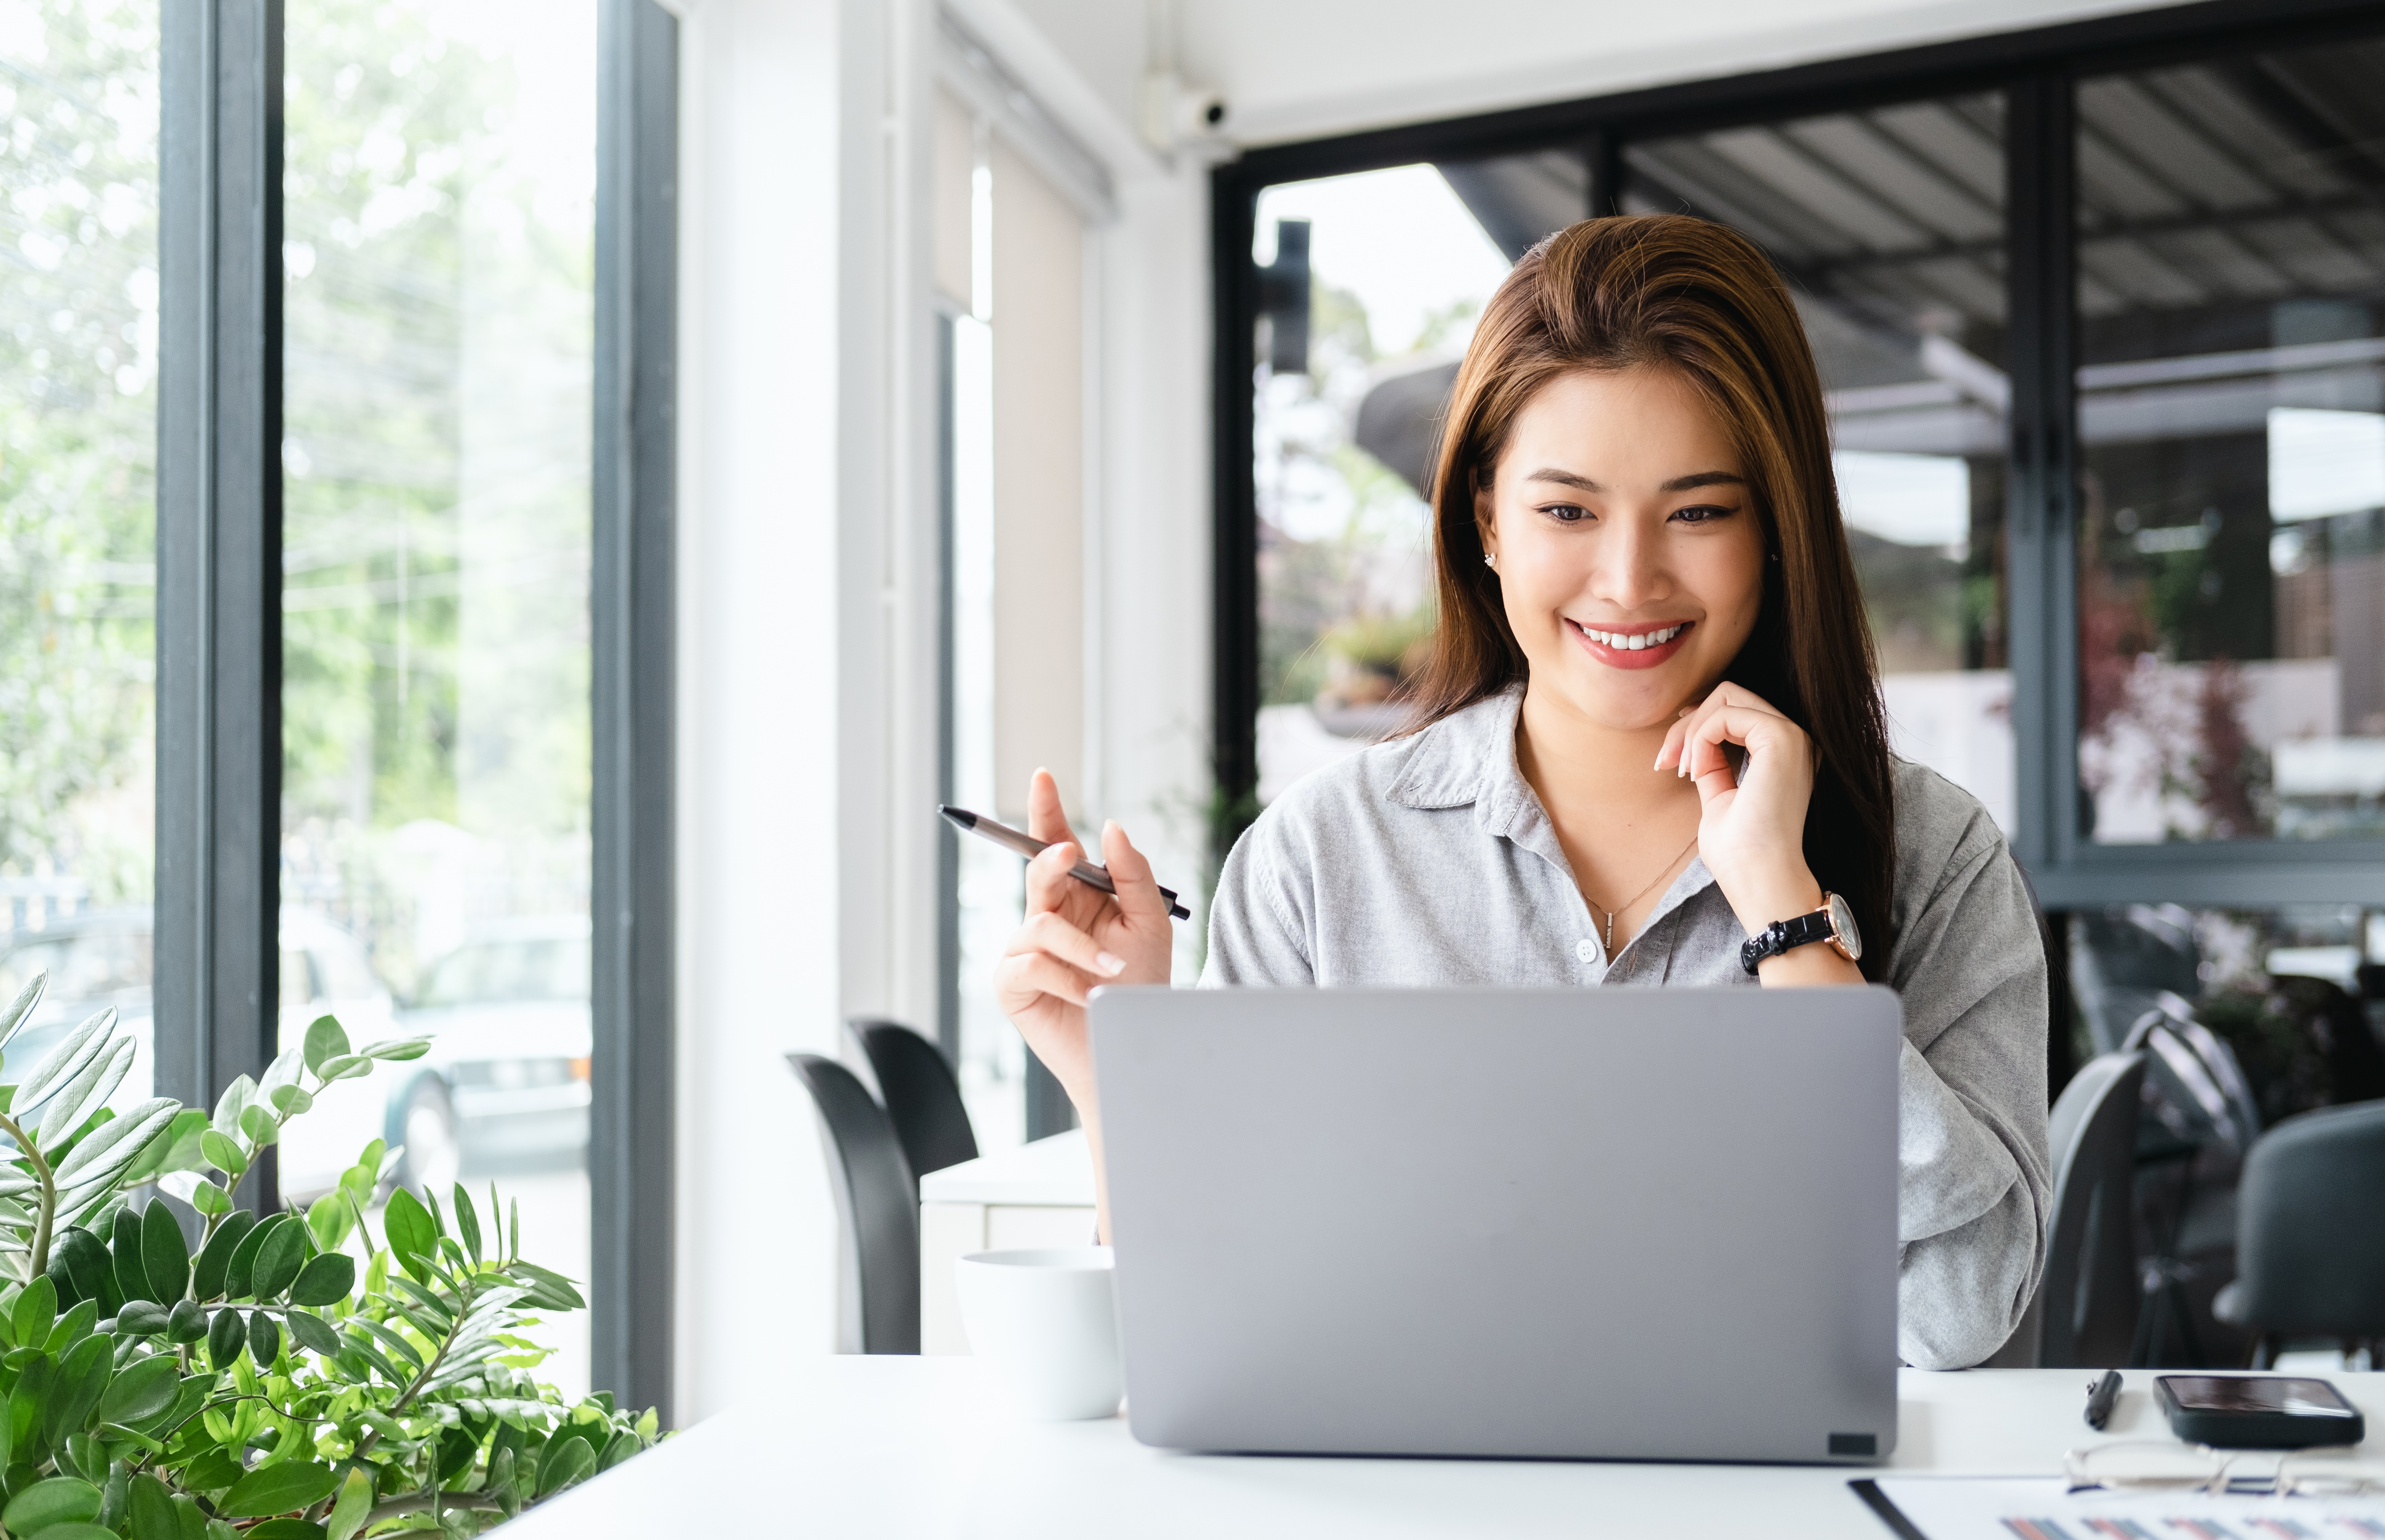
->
[2234, 1099, 2385, 1342]
[2036, 1049, 2146, 1367]
[2125, 1008, 2252, 1159]
[788, 1053, 919, 1354]
[847, 1019, 979, 1184]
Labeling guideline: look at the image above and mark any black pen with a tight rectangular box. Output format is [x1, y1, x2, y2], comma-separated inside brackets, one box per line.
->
[2084, 1370, 2122, 1430]
[939, 805, 1192, 921]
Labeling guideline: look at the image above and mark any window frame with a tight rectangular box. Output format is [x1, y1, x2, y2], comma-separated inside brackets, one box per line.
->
[152, 0, 680, 1419]
[1209, 0, 2385, 909]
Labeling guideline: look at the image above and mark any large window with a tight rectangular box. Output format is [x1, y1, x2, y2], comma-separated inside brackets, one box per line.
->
[1216, 4, 2385, 927]
[2074, 41, 2385, 847]
[0, 1, 160, 1097]
[279, 0, 598, 1400]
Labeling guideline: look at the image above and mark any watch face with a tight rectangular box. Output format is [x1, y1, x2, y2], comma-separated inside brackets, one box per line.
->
[1826, 891, 1863, 961]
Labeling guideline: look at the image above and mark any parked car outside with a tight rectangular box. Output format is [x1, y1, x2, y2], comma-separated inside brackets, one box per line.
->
[389, 914, 591, 1183]
[0, 908, 590, 1203]
[281, 914, 592, 1200]
[0, 907, 159, 1116]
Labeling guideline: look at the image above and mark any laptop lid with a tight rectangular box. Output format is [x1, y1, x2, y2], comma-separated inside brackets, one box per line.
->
[1090, 985, 1901, 1462]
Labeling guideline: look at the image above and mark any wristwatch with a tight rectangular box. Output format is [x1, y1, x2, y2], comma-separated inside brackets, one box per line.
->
[1739, 892, 1863, 975]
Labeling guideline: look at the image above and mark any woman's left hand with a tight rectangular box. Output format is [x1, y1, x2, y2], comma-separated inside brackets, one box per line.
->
[1652, 681, 1829, 946]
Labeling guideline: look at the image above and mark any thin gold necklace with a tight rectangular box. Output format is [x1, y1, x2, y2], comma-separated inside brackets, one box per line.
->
[1585, 833, 1700, 953]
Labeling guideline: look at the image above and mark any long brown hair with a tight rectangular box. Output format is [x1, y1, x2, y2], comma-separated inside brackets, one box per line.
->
[1407, 213, 1897, 977]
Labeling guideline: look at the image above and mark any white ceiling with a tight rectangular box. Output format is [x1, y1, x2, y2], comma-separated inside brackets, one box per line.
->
[1004, 0, 2181, 148]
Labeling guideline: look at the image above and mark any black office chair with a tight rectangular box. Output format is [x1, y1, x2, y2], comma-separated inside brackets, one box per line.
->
[846, 1019, 979, 1185]
[2216, 1100, 2385, 1368]
[788, 1053, 919, 1354]
[2017, 1049, 2146, 1367]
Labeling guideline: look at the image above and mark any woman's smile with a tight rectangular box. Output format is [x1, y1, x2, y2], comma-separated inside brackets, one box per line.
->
[1565, 617, 1695, 669]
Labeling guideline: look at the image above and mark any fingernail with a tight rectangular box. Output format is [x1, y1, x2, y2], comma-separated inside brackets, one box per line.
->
[1097, 952, 1126, 975]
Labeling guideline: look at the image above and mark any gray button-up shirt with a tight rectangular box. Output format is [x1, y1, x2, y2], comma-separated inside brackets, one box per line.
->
[1199, 685, 2051, 1370]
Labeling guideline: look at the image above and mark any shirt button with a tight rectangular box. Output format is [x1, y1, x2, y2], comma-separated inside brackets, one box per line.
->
[1575, 938, 1596, 964]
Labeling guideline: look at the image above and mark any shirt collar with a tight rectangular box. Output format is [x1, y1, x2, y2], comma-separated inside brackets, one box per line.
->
[1383, 683, 1722, 955]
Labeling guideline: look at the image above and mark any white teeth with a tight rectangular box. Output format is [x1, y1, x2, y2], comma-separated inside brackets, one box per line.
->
[1581, 623, 1683, 649]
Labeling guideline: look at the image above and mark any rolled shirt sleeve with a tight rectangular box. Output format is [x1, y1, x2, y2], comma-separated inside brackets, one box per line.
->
[1881, 789, 2053, 1369]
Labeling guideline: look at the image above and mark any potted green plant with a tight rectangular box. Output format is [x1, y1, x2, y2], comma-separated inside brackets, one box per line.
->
[0, 972, 654, 1538]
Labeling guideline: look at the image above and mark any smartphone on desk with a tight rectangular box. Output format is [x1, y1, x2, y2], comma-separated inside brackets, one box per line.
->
[2155, 1374, 2366, 1448]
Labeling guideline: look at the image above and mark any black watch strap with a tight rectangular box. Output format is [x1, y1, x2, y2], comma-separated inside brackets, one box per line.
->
[1740, 909, 1837, 975]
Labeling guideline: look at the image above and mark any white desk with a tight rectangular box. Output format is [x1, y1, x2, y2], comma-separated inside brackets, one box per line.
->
[504, 1362, 2385, 1538]
[919, 1130, 1098, 1354]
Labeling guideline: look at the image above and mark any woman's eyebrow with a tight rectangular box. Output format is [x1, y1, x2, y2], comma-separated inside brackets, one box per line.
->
[1521, 468, 1745, 493]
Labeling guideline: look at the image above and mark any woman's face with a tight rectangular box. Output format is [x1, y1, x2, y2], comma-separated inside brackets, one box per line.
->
[1479, 366, 1767, 733]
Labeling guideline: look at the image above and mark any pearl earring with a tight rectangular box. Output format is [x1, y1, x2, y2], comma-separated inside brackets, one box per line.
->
[1483, 553, 1496, 568]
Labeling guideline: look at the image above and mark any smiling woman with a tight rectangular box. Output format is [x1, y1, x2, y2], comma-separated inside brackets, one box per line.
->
[995, 213, 2055, 1371]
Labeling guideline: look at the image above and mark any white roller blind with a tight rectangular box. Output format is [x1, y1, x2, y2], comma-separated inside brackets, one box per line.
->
[989, 138, 1085, 823]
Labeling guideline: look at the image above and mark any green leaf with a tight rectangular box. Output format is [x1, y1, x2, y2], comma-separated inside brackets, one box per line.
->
[321, 1468, 372, 1540]
[237, 1104, 280, 1147]
[450, 1184, 481, 1264]
[302, 1015, 350, 1076]
[597, 1428, 641, 1472]
[209, 1076, 256, 1140]
[110, 1207, 148, 1309]
[43, 1297, 96, 1353]
[283, 1309, 340, 1358]
[225, 1213, 287, 1300]
[110, 1301, 168, 1337]
[205, 1304, 246, 1366]
[217, 1460, 339, 1519]
[179, 1443, 244, 1494]
[267, 1084, 313, 1118]
[7, 1349, 53, 1462]
[30, 1525, 118, 1540]
[127, 1109, 210, 1187]
[246, 1521, 327, 1540]
[3, 1475, 101, 1532]
[287, 1254, 354, 1309]
[536, 1431, 598, 1497]
[312, 1054, 367, 1082]
[140, 1202, 190, 1305]
[0, 971, 47, 1050]
[250, 1222, 306, 1300]
[165, 1299, 207, 1344]
[90, 1353, 173, 1431]
[192, 1212, 256, 1302]
[384, 1188, 435, 1282]
[188, 1180, 231, 1218]
[507, 1261, 587, 1312]
[246, 1309, 281, 1368]
[35, 1037, 134, 1152]
[198, 1130, 247, 1180]
[51, 1228, 117, 1318]
[14, 1010, 116, 1117]
[44, 1333, 112, 1446]
[359, 1038, 431, 1061]
[12, 1274, 56, 1345]
[122, 1470, 176, 1540]
[126, 1473, 180, 1540]
[52, 1097, 177, 1196]
[303, 1192, 352, 1256]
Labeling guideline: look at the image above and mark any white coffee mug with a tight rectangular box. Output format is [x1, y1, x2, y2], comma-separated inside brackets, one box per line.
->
[955, 1247, 1124, 1421]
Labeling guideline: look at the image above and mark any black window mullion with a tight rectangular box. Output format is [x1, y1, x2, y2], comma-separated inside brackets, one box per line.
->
[591, 0, 679, 1429]
[1210, 168, 1263, 866]
[155, 0, 284, 1201]
[2004, 69, 2077, 879]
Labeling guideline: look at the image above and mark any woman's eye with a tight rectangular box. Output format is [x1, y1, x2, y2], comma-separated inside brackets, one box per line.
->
[1670, 503, 1737, 524]
[1539, 503, 1591, 524]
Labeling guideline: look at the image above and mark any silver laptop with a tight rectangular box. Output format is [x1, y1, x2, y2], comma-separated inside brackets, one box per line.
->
[1089, 986, 1901, 1463]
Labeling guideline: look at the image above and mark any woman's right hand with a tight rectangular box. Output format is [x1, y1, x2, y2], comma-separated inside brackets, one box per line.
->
[993, 770, 1175, 1113]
